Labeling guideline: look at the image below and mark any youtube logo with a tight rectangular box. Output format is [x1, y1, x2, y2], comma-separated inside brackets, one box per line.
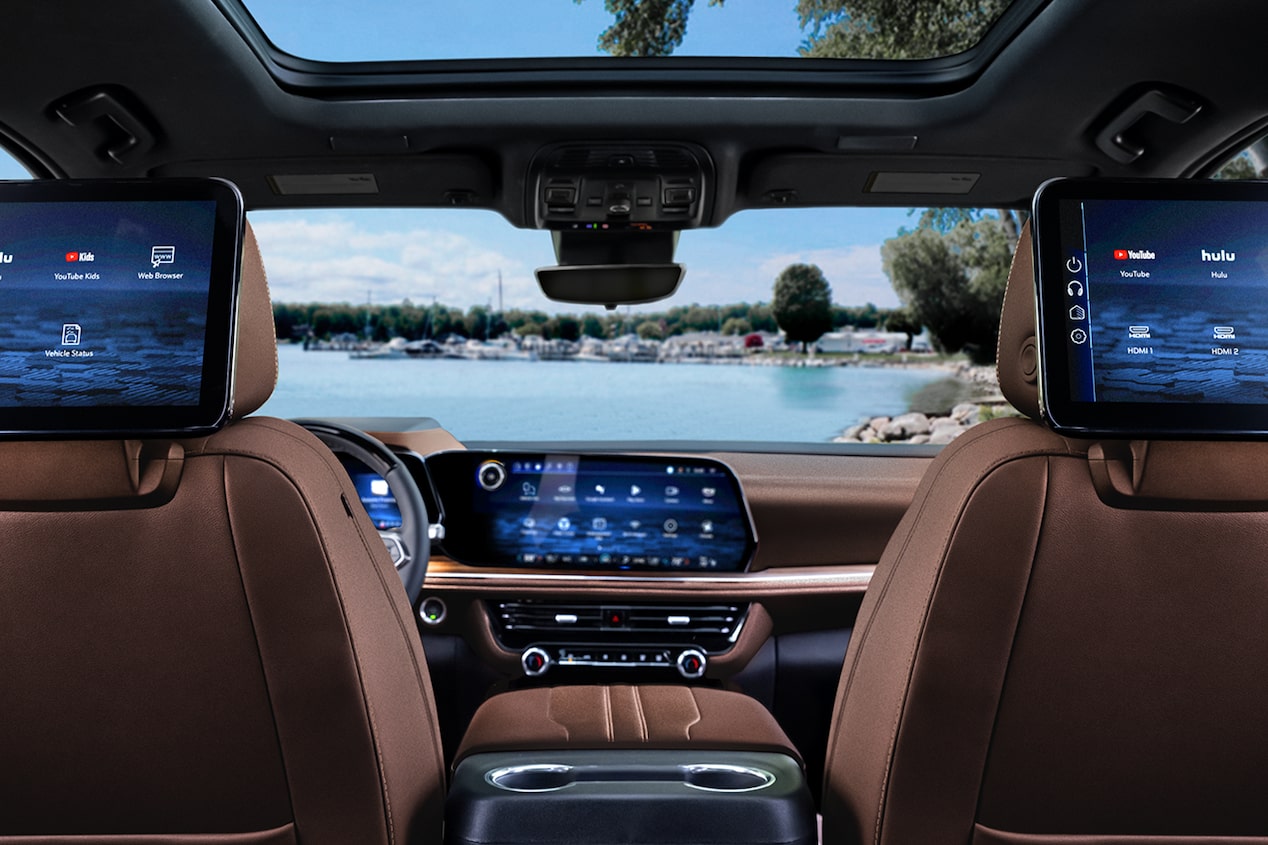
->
[1114, 249, 1128, 260]
[66, 252, 78, 262]
[1113, 248, 1156, 260]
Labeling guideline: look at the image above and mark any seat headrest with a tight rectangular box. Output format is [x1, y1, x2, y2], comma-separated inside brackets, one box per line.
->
[996, 221, 1041, 420]
[230, 221, 278, 420]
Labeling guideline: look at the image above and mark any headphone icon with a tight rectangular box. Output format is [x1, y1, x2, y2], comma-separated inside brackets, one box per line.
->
[1067, 280, 1084, 296]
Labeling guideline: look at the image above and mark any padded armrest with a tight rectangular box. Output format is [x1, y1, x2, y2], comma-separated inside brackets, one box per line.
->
[454, 685, 802, 767]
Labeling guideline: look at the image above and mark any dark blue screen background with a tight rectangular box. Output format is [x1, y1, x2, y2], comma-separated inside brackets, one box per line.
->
[0, 200, 215, 407]
[1079, 198, 1268, 403]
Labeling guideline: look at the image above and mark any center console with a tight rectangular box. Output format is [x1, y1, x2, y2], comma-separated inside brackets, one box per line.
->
[447, 750, 815, 845]
[425, 451, 815, 844]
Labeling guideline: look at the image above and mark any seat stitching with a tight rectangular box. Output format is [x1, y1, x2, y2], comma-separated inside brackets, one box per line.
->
[632, 685, 648, 742]
[547, 688, 573, 742]
[683, 688, 703, 741]
[219, 455, 297, 823]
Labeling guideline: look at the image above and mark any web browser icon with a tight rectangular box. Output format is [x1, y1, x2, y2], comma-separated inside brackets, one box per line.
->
[150, 245, 175, 268]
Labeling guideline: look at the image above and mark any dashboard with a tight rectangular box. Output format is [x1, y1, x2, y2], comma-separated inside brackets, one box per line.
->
[314, 418, 926, 791]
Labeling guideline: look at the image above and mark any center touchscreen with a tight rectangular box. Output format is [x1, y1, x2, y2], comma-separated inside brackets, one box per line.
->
[427, 451, 756, 572]
[0, 178, 243, 437]
[1032, 177, 1268, 436]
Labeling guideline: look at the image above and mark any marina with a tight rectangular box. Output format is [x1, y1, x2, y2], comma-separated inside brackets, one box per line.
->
[261, 342, 951, 442]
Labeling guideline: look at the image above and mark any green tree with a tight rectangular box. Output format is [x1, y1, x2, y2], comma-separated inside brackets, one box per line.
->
[581, 313, 607, 338]
[746, 303, 778, 333]
[772, 263, 833, 352]
[797, 0, 1010, 59]
[578, 0, 1008, 59]
[879, 305, 920, 339]
[882, 215, 1011, 363]
[636, 320, 664, 340]
[721, 316, 752, 335]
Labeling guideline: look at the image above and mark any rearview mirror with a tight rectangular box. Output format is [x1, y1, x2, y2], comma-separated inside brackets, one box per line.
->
[535, 263, 685, 309]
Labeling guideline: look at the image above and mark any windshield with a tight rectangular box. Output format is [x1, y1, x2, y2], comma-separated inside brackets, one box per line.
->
[254, 206, 1017, 444]
[240, 0, 1017, 62]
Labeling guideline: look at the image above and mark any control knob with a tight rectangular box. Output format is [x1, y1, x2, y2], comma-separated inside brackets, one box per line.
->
[676, 648, 706, 679]
[522, 647, 551, 677]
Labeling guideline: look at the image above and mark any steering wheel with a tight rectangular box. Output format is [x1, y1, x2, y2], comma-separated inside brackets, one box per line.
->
[297, 420, 430, 605]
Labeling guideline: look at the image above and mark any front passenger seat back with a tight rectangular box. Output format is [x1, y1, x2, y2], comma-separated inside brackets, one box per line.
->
[0, 223, 445, 844]
[822, 223, 1268, 844]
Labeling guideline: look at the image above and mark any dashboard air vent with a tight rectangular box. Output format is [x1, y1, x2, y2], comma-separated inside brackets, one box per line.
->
[491, 600, 747, 652]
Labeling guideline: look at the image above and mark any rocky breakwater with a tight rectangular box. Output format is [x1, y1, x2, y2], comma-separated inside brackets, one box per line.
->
[834, 403, 984, 445]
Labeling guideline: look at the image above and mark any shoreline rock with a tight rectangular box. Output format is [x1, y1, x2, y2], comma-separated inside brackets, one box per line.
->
[835, 364, 1016, 445]
[834, 403, 985, 445]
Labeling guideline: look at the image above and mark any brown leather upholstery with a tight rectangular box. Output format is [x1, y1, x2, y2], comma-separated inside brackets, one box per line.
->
[0, 223, 445, 843]
[456, 685, 803, 766]
[996, 222, 1041, 420]
[230, 223, 279, 420]
[822, 222, 1268, 843]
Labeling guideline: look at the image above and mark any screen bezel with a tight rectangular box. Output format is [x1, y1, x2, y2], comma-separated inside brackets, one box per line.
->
[0, 178, 243, 438]
[1032, 177, 1268, 438]
[427, 450, 758, 573]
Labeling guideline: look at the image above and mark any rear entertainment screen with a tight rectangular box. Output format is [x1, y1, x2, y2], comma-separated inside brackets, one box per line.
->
[0, 178, 242, 436]
[1032, 177, 1268, 436]
[427, 452, 756, 572]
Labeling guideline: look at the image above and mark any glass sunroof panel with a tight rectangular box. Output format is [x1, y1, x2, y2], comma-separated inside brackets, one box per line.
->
[239, 0, 1016, 63]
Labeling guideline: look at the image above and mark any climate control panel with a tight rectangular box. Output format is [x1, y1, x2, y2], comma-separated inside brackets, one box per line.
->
[520, 644, 708, 679]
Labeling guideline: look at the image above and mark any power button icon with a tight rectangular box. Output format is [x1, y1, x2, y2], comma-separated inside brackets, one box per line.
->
[1066, 256, 1083, 273]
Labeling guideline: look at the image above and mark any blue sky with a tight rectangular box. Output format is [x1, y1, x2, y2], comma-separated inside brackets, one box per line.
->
[246, 0, 810, 60]
[0, 2, 925, 312]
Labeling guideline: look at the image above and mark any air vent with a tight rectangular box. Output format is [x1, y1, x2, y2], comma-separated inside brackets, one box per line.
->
[490, 600, 747, 652]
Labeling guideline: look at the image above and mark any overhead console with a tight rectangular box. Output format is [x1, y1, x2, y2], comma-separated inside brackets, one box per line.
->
[528, 142, 712, 231]
[426, 451, 756, 573]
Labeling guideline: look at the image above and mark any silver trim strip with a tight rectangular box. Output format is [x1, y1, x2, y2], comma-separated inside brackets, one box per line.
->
[424, 568, 874, 589]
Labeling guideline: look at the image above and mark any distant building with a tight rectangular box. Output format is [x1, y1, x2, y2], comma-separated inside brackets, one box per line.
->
[817, 329, 908, 354]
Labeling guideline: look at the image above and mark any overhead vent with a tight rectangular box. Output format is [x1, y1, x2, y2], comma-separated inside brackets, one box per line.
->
[490, 600, 747, 652]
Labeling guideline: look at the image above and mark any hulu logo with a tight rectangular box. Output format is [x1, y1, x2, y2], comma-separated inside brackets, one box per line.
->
[1201, 249, 1236, 262]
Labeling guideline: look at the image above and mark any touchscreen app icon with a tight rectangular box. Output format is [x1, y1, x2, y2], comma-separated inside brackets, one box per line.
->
[61, 323, 81, 346]
[151, 245, 175, 267]
[1114, 249, 1129, 260]
[1070, 328, 1088, 345]
[1214, 326, 1236, 340]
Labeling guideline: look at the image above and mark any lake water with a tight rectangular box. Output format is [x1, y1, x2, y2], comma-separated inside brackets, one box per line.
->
[259, 343, 948, 442]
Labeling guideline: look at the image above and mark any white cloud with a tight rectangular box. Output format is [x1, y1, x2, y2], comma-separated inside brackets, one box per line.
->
[757, 244, 900, 309]
[249, 216, 904, 313]
[251, 217, 549, 309]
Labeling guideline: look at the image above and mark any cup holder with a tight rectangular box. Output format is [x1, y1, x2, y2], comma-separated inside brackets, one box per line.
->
[487, 764, 576, 792]
[486, 761, 776, 794]
[682, 764, 776, 792]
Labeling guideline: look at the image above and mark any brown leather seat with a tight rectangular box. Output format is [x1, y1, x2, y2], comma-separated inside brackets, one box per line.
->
[0, 224, 445, 844]
[822, 223, 1268, 844]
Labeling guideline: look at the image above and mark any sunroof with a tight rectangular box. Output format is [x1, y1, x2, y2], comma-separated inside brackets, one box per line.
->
[239, 0, 1017, 63]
